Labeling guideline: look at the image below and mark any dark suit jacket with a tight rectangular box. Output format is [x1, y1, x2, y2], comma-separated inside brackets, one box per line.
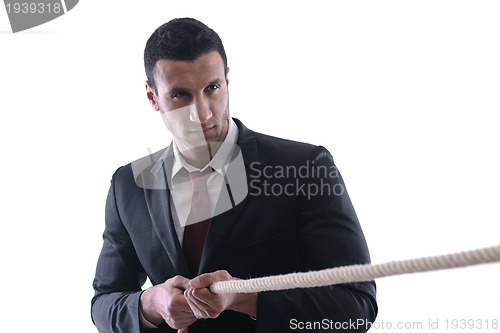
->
[91, 119, 377, 333]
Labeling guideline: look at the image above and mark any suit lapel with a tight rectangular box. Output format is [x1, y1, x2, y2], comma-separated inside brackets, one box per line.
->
[145, 187, 192, 277]
[143, 147, 192, 277]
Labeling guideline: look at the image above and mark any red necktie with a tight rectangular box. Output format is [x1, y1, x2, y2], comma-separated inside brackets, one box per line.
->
[183, 170, 211, 272]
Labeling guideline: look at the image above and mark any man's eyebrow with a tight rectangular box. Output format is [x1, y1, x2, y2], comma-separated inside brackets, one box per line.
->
[167, 78, 224, 95]
[167, 87, 189, 96]
[207, 78, 224, 86]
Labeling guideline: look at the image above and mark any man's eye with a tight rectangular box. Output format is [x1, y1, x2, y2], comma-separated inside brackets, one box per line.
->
[172, 92, 188, 98]
[207, 84, 219, 91]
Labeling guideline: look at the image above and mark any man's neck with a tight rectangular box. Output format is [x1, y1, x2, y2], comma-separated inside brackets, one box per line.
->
[177, 142, 221, 169]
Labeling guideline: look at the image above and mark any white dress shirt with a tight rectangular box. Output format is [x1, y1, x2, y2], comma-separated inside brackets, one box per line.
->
[169, 118, 239, 245]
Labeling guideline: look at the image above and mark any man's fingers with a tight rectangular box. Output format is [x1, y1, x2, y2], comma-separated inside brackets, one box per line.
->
[182, 271, 236, 320]
[168, 293, 193, 313]
[170, 275, 192, 290]
[190, 270, 232, 289]
[184, 288, 212, 319]
[150, 276, 198, 329]
[184, 287, 228, 319]
[186, 287, 213, 307]
[162, 295, 198, 328]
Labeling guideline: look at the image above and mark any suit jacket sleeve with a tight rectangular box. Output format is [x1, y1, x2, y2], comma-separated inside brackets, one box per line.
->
[91, 168, 150, 333]
[255, 146, 377, 332]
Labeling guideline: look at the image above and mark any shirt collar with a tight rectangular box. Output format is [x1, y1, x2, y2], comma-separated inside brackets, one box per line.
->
[171, 118, 239, 181]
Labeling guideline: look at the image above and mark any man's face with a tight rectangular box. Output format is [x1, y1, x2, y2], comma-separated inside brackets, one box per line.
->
[146, 51, 230, 161]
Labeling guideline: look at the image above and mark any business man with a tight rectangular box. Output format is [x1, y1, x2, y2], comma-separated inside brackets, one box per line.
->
[92, 18, 377, 332]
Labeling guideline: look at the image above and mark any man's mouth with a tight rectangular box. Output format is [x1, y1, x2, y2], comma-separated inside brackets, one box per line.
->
[188, 125, 215, 137]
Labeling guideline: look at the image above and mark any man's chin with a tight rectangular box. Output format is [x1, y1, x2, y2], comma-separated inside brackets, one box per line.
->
[189, 144, 210, 153]
[183, 141, 216, 153]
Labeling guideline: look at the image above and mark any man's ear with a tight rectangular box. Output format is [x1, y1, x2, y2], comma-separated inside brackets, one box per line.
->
[145, 80, 160, 111]
[225, 67, 230, 87]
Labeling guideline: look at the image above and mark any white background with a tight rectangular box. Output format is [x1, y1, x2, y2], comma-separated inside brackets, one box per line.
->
[1, 1, 499, 332]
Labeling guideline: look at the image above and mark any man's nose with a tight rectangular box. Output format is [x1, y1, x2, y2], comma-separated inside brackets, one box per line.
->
[190, 96, 212, 124]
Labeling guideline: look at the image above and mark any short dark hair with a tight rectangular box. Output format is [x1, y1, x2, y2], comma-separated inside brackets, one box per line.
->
[144, 18, 228, 94]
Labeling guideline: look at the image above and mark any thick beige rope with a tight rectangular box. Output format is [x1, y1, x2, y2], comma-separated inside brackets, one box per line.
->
[178, 244, 500, 333]
[211, 244, 500, 293]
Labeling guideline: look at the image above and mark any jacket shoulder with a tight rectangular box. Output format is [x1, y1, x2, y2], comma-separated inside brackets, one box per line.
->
[111, 147, 170, 190]
[253, 131, 331, 165]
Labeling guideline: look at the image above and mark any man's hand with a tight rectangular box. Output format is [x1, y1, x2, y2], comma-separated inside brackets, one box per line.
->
[140, 275, 197, 329]
[184, 270, 257, 319]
